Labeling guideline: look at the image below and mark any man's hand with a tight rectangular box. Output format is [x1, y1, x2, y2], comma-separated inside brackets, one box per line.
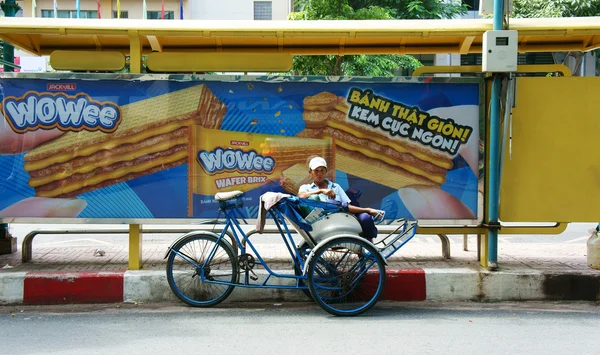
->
[1, 115, 86, 218]
[0, 114, 64, 154]
[366, 208, 384, 221]
[320, 188, 336, 199]
[398, 186, 476, 219]
[0, 197, 87, 218]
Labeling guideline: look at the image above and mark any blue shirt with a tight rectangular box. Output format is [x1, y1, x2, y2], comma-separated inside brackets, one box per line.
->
[298, 180, 350, 204]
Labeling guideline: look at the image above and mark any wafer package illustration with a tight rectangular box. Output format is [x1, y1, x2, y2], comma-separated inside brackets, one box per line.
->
[21, 85, 226, 198]
[0, 76, 480, 221]
[298, 91, 465, 190]
[189, 127, 332, 216]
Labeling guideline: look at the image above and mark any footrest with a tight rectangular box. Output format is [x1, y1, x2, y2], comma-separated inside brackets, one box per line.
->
[375, 220, 418, 259]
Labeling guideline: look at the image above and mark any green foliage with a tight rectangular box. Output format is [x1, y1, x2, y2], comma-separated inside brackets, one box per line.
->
[511, 0, 600, 76]
[287, 0, 464, 76]
[349, 0, 468, 19]
[293, 0, 467, 19]
[291, 53, 422, 76]
[511, 0, 600, 18]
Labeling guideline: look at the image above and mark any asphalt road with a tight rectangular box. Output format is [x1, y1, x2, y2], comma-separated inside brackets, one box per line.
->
[1, 301, 599, 355]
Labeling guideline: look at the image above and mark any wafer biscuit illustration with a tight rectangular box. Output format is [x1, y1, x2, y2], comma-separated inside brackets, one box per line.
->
[299, 92, 453, 189]
[25, 84, 227, 197]
[262, 137, 333, 169]
[281, 163, 312, 194]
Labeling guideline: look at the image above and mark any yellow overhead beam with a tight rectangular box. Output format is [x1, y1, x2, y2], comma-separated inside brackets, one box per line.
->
[146, 52, 293, 72]
[413, 64, 573, 76]
[1, 17, 599, 57]
[50, 51, 126, 71]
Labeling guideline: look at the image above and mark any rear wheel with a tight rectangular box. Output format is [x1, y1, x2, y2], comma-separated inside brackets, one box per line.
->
[166, 233, 239, 307]
[307, 237, 386, 316]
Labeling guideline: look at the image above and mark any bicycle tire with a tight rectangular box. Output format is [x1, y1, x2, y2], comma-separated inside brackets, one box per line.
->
[166, 233, 239, 307]
[307, 236, 386, 316]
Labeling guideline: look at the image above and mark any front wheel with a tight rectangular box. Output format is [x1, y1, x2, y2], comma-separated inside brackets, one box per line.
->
[307, 237, 386, 316]
[166, 233, 239, 307]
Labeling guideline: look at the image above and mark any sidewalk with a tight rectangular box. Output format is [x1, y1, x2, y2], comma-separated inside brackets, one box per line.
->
[1, 224, 599, 305]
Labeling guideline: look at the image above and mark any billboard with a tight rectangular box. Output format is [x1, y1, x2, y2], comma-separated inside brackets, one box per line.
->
[0, 74, 483, 221]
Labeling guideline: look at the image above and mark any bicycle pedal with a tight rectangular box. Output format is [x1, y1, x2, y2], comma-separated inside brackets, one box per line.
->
[250, 270, 259, 281]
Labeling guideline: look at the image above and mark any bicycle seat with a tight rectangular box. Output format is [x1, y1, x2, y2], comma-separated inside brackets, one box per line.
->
[215, 190, 244, 201]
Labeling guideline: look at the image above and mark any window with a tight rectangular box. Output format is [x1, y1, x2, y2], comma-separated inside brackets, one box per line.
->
[147, 11, 175, 20]
[113, 11, 129, 19]
[254, 1, 272, 20]
[41, 10, 98, 18]
[462, 0, 479, 11]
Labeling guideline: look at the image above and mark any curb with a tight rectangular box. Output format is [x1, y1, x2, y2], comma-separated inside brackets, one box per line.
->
[1, 268, 599, 305]
[23, 271, 124, 304]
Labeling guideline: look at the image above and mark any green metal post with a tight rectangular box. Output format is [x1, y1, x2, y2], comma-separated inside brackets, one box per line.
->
[487, 0, 505, 270]
[1, 0, 22, 72]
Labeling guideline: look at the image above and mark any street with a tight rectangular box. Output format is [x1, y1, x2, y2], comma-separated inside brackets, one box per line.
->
[1, 301, 599, 355]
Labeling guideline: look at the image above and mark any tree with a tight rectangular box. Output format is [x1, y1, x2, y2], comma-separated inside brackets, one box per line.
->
[511, 0, 600, 75]
[512, 0, 600, 18]
[348, 0, 468, 19]
[286, 0, 466, 76]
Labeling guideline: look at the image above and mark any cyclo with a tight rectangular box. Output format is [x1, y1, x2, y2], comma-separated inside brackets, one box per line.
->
[165, 190, 417, 316]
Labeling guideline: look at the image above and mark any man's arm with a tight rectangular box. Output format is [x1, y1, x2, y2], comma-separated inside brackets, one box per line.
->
[347, 205, 384, 220]
[298, 184, 314, 198]
[298, 189, 320, 198]
[333, 185, 382, 219]
[333, 184, 351, 204]
[298, 185, 335, 199]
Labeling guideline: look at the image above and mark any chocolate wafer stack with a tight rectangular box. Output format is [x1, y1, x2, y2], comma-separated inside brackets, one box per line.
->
[298, 92, 453, 189]
[25, 84, 227, 197]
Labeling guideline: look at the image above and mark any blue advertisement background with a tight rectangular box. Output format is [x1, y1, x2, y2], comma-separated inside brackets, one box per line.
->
[0, 76, 481, 220]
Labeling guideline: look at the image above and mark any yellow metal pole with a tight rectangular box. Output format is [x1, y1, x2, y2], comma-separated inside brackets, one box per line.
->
[479, 233, 488, 266]
[128, 30, 142, 74]
[129, 224, 142, 270]
[126, 30, 143, 271]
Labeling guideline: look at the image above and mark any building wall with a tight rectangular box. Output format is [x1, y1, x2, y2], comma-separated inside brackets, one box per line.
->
[20, 0, 189, 19]
[190, 0, 291, 20]
[18, 0, 292, 20]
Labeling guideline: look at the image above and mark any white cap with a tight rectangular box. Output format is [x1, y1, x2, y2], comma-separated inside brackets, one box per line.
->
[309, 157, 327, 171]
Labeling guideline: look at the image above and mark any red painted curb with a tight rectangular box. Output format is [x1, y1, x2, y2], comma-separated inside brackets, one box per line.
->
[382, 269, 426, 301]
[24, 271, 125, 304]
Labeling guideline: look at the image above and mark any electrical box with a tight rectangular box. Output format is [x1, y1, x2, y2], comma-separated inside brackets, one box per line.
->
[479, 0, 513, 16]
[482, 30, 518, 72]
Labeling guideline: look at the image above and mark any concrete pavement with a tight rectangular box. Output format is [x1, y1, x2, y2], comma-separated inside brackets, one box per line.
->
[1, 223, 599, 305]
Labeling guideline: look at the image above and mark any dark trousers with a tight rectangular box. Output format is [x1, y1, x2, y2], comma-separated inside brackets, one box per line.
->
[356, 212, 378, 241]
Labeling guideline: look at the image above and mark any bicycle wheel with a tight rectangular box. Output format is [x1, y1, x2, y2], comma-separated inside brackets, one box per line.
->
[307, 236, 386, 316]
[166, 233, 239, 307]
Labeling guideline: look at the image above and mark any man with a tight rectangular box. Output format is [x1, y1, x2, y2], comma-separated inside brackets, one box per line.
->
[298, 156, 383, 241]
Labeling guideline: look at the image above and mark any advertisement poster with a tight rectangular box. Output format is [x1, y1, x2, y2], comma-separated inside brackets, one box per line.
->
[0, 74, 482, 221]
